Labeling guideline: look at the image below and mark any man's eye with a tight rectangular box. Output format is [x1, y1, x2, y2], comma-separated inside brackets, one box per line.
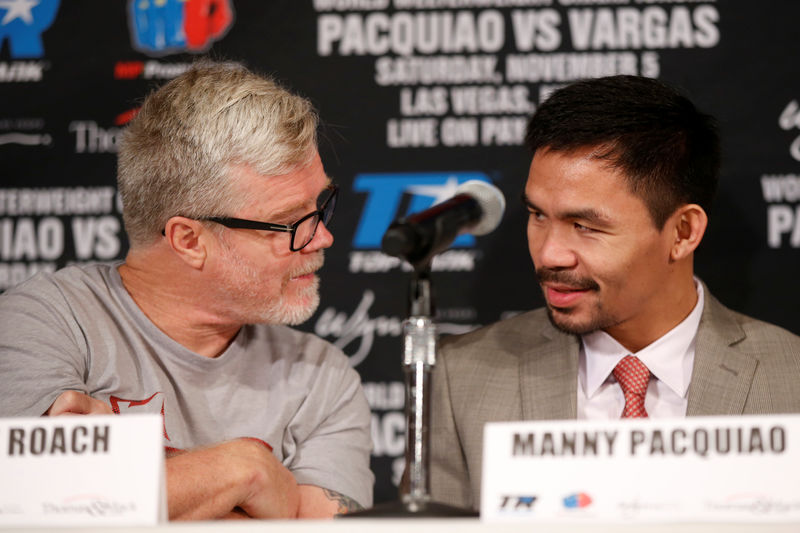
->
[574, 222, 594, 232]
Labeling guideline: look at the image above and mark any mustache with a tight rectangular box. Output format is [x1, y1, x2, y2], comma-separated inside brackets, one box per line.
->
[536, 268, 600, 291]
[290, 251, 325, 278]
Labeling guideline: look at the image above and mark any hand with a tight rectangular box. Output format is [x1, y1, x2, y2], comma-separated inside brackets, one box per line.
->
[226, 438, 300, 519]
[166, 438, 300, 520]
[45, 391, 113, 416]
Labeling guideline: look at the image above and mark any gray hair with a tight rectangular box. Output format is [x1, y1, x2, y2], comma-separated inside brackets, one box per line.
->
[117, 60, 319, 247]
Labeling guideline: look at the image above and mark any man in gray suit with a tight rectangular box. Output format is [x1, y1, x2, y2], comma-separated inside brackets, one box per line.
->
[430, 75, 800, 510]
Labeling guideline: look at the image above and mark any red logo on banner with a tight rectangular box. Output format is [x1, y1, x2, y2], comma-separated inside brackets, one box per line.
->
[114, 61, 144, 80]
[114, 108, 140, 126]
[184, 0, 233, 50]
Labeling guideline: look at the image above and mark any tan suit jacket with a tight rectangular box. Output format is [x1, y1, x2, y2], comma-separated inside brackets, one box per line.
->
[429, 290, 800, 510]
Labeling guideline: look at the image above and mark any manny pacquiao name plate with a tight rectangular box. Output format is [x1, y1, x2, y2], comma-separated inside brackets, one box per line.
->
[481, 415, 800, 523]
[0, 414, 166, 526]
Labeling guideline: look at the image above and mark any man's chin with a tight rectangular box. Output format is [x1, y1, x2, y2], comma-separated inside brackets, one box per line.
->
[249, 284, 320, 326]
[546, 306, 603, 336]
[286, 281, 323, 324]
[283, 300, 319, 326]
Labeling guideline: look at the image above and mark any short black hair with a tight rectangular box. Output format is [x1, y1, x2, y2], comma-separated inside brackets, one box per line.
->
[525, 75, 720, 228]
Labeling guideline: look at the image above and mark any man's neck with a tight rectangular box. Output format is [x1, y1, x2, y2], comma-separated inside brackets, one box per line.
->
[604, 276, 699, 354]
[118, 252, 241, 358]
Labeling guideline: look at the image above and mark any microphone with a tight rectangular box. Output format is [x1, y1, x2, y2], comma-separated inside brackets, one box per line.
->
[381, 180, 506, 267]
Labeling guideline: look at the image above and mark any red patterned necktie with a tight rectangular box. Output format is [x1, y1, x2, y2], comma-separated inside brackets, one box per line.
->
[612, 355, 651, 418]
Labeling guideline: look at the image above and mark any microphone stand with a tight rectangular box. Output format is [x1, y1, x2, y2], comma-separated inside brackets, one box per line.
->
[402, 266, 437, 510]
[343, 261, 477, 518]
[345, 181, 503, 517]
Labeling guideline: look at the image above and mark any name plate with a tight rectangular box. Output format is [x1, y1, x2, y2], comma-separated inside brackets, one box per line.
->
[0, 414, 166, 526]
[481, 415, 800, 523]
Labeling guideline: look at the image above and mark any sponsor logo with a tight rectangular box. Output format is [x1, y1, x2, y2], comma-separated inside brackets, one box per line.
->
[0, 0, 59, 59]
[314, 289, 402, 367]
[0, 0, 57, 82]
[0, 117, 50, 147]
[705, 494, 800, 515]
[563, 492, 593, 509]
[314, 289, 477, 366]
[114, 60, 144, 79]
[114, 108, 139, 126]
[127, 0, 234, 56]
[348, 248, 477, 273]
[779, 100, 800, 162]
[0, 131, 50, 146]
[68, 108, 138, 154]
[353, 172, 489, 249]
[618, 498, 679, 519]
[42, 496, 137, 518]
[0, 60, 45, 82]
[0, 502, 23, 515]
[576, 492, 800, 519]
[350, 172, 491, 273]
[761, 101, 800, 249]
[499, 495, 538, 511]
[113, 60, 192, 80]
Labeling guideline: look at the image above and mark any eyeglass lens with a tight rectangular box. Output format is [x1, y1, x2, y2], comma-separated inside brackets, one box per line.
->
[293, 187, 337, 251]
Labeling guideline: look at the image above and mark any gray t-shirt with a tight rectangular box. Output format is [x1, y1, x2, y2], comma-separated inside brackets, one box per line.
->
[0, 263, 373, 507]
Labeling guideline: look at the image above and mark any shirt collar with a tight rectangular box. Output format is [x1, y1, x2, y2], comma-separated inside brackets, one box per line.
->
[580, 279, 704, 399]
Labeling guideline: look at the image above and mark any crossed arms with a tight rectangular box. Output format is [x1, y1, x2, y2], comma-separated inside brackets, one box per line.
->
[46, 391, 364, 520]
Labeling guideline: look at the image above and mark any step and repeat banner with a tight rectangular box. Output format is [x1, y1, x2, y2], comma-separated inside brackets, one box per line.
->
[1, 0, 799, 504]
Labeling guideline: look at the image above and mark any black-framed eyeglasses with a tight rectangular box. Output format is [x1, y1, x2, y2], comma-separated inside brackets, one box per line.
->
[199, 184, 338, 252]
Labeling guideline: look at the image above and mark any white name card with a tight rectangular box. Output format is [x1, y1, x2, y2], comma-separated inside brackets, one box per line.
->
[482, 415, 800, 523]
[0, 414, 166, 526]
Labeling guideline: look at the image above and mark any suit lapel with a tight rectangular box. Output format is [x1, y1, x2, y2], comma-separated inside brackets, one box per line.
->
[686, 290, 756, 416]
[520, 319, 580, 420]
[515, 287, 755, 420]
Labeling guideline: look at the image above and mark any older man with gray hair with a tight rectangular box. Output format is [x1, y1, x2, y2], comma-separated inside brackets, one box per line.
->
[0, 61, 373, 519]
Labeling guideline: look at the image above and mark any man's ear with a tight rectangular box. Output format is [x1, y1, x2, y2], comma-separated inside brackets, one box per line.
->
[163, 217, 209, 269]
[669, 204, 708, 262]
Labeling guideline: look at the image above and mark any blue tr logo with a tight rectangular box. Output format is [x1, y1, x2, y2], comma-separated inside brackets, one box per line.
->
[352, 172, 490, 249]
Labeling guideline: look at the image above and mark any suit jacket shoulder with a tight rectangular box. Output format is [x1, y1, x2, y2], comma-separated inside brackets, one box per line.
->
[688, 290, 800, 415]
[431, 309, 580, 509]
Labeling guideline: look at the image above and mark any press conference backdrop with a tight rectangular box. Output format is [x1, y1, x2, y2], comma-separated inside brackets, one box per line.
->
[1, 0, 798, 504]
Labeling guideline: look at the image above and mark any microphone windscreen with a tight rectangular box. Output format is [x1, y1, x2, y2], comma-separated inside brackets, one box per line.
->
[455, 180, 506, 236]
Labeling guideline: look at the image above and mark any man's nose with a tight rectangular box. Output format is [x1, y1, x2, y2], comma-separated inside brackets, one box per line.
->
[534, 228, 577, 270]
[304, 221, 334, 252]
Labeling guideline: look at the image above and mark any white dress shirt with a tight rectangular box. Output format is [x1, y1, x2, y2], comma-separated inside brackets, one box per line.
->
[577, 280, 705, 419]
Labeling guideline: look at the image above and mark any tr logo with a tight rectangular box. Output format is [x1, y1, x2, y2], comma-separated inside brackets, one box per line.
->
[352, 172, 490, 249]
[499, 495, 538, 511]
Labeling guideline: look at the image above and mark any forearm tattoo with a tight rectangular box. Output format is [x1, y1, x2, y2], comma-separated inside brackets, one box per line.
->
[322, 488, 364, 515]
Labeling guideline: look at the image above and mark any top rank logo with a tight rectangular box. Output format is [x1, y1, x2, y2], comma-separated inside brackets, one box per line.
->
[128, 0, 234, 57]
[498, 495, 538, 512]
[352, 172, 491, 249]
[0, 0, 59, 59]
[348, 172, 492, 273]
